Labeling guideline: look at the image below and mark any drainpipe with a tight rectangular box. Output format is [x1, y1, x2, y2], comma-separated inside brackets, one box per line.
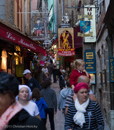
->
[25, 0, 27, 33]
[61, 0, 63, 19]
[55, 0, 57, 36]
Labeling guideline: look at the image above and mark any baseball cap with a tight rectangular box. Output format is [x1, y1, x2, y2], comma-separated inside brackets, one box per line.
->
[23, 69, 31, 75]
[61, 69, 65, 73]
[0, 72, 19, 96]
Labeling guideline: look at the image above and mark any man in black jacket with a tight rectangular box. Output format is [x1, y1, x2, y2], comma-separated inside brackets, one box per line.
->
[23, 69, 41, 91]
[0, 72, 46, 130]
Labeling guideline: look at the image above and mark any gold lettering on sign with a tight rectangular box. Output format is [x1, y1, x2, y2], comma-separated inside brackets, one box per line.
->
[78, 32, 93, 37]
[78, 15, 93, 20]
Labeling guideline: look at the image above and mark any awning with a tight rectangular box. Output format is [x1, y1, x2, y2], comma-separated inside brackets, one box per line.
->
[0, 21, 46, 56]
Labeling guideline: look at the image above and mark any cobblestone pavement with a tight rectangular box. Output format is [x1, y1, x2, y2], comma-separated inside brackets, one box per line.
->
[46, 80, 110, 130]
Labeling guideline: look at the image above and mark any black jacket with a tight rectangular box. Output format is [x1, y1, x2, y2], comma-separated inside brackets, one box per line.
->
[7, 109, 46, 130]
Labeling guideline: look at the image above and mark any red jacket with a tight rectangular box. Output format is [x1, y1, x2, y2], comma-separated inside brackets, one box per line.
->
[69, 69, 90, 86]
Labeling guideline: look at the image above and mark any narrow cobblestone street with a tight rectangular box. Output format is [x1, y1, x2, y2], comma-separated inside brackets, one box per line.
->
[46, 79, 110, 130]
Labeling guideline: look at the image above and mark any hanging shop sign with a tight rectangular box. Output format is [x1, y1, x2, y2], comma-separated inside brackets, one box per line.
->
[80, 21, 91, 33]
[84, 5, 96, 42]
[109, 57, 114, 82]
[78, 15, 93, 20]
[78, 21, 93, 37]
[84, 50, 96, 73]
[58, 28, 75, 56]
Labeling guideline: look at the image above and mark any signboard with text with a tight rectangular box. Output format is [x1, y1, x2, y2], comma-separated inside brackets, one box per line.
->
[109, 57, 114, 82]
[58, 48, 75, 56]
[84, 50, 96, 73]
[84, 5, 96, 42]
[58, 28, 75, 56]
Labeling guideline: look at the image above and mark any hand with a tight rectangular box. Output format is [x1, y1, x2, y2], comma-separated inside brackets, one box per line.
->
[83, 70, 89, 77]
[82, 69, 87, 73]
[71, 85, 74, 90]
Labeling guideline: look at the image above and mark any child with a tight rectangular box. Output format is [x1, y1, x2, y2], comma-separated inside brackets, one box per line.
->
[45, 72, 51, 81]
[58, 81, 72, 118]
[32, 88, 47, 124]
[69, 59, 90, 90]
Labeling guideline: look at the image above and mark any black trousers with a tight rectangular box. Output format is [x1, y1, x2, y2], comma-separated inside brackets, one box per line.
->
[45, 108, 55, 130]
[53, 73, 56, 83]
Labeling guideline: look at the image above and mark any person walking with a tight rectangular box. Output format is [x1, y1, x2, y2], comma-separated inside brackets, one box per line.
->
[32, 88, 48, 124]
[58, 81, 72, 118]
[65, 82, 104, 130]
[34, 66, 45, 86]
[23, 69, 41, 91]
[65, 75, 98, 115]
[0, 72, 46, 130]
[41, 79, 57, 130]
[17, 85, 41, 119]
[47, 62, 54, 80]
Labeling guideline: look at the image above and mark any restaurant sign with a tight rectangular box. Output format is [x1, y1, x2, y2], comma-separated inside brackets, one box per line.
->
[58, 28, 75, 56]
[109, 57, 114, 82]
[58, 48, 75, 56]
[84, 50, 96, 73]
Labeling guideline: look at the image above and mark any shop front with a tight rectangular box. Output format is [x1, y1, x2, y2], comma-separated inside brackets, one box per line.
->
[0, 21, 46, 83]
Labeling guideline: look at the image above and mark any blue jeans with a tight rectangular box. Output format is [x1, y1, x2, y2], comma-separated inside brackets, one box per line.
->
[45, 108, 55, 130]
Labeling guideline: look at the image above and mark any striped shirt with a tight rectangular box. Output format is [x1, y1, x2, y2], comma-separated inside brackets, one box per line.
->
[65, 92, 74, 107]
[65, 101, 104, 130]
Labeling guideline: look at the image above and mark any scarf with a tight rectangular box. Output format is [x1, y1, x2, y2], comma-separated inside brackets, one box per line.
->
[73, 98, 89, 128]
[0, 101, 22, 130]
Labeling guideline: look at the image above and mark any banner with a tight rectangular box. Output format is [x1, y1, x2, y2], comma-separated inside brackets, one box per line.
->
[58, 48, 75, 56]
[84, 5, 96, 42]
[109, 57, 114, 82]
[78, 32, 93, 37]
[78, 15, 93, 20]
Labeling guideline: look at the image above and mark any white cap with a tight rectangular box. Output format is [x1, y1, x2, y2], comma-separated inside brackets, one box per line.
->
[16, 85, 32, 100]
[61, 69, 65, 73]
[23, 69, 31, 75]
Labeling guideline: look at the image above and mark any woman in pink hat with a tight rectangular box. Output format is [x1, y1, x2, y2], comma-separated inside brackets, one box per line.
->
[65, 82, 104, 130]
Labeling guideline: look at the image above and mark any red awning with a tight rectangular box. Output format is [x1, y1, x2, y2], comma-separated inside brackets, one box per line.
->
[0, 22, 46, 56]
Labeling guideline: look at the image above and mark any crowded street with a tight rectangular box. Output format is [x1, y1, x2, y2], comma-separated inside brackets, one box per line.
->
[0, 0, 114, 130]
